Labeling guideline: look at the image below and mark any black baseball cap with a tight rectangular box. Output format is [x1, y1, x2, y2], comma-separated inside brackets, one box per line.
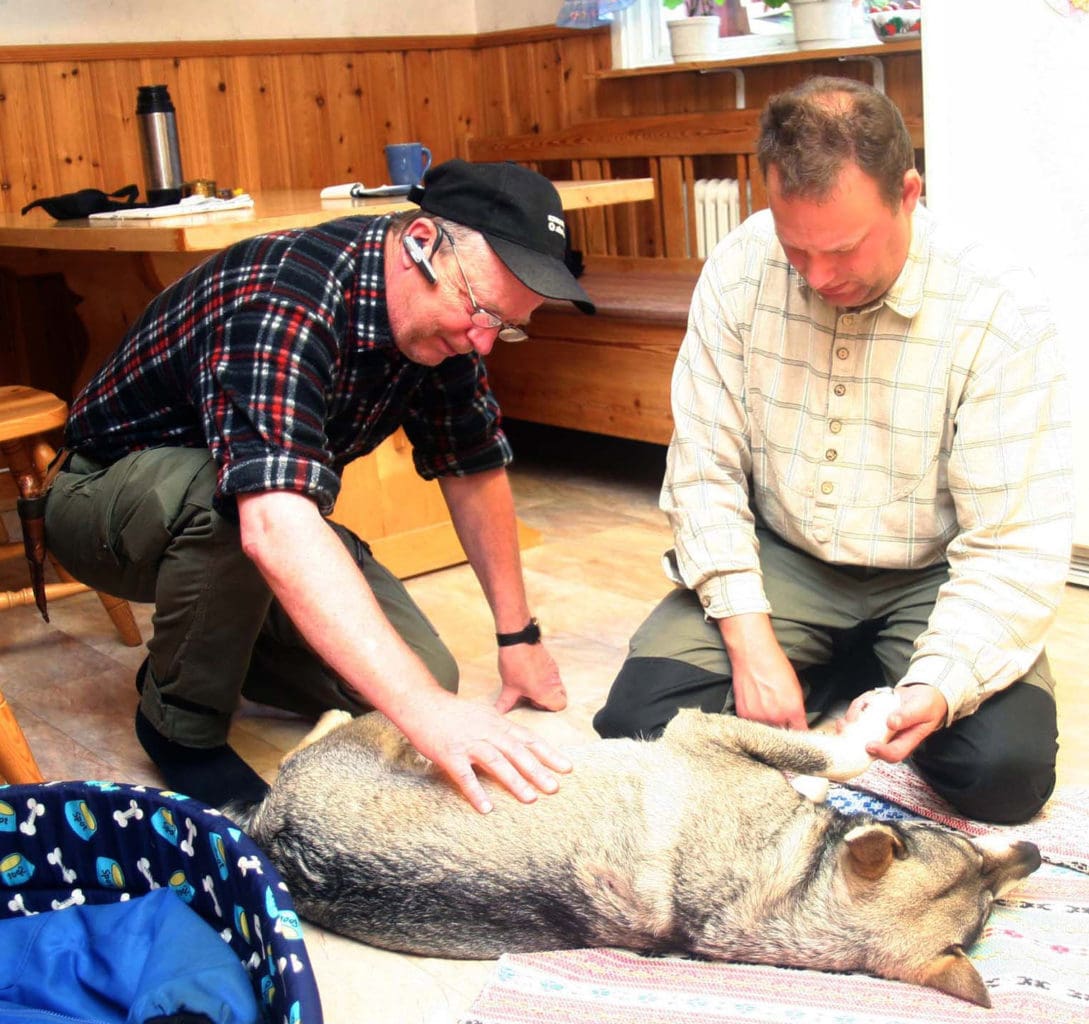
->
[408, 159, 595, 315]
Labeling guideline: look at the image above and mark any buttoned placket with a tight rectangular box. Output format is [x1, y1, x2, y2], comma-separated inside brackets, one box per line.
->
[813, 311, 862, 547]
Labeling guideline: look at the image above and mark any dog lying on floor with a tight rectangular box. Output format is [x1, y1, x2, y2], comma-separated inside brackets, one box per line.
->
[228, 698, 1040, 1008]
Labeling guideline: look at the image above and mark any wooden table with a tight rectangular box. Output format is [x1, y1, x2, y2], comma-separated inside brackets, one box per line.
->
[0, 179, 654, 578]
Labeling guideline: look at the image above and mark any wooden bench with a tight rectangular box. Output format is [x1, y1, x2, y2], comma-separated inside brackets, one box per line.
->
[468, 110, 764, 444]
[467, 109, 923, 444]
[482, 256, 698, 445]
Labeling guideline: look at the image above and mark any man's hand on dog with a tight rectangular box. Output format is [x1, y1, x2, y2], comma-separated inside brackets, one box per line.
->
[399, 693, 572, 814]
[840, 683, 948, 762]
[495, 642, 567, 714]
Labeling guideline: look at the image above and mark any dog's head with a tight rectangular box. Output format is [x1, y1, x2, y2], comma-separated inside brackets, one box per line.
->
[836, 820, 1041, 1007]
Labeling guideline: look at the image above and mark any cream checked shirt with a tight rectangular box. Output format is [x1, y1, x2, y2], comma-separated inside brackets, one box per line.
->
[663, 205, 1073, 723]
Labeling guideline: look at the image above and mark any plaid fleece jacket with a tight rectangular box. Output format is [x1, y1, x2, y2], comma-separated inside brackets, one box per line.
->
[64, 215, 510, 515]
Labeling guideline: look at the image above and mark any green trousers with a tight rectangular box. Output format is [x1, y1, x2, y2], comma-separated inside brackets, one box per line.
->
[45, 448, 457, 747]
[594, 526, 1058, 824]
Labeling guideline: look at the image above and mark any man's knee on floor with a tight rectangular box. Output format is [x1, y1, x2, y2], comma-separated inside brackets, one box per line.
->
[593, 656, 729, 740]
[918, 746, 1056, 825]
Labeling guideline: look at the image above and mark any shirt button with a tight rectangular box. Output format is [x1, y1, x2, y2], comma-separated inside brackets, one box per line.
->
[834, 384, 846, 397]
[836, 347, 849, 360]
[829, 420, 842, 434]
[701, 595, 711, 608]
[821, 482, 834, 495]
[841, 314, 856, 327]
[825, 449, 838, 461]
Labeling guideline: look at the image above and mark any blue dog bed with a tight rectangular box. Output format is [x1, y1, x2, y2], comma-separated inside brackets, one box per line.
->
[0, 780, 323, 1023]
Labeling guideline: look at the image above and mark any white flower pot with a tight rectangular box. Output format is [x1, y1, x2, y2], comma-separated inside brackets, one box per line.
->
[667, 16, 721, 63]
[790, 0, 854, 50]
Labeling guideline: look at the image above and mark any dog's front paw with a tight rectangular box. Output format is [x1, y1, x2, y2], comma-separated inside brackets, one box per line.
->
[824, 688, 899, 780]
[840, 688, 898, 745]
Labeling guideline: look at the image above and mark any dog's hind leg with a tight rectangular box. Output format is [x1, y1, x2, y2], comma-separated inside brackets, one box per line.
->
[280, 710, 354, 767]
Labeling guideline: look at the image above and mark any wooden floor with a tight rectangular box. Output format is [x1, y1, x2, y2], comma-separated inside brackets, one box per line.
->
[2, 422, 1086, 1024]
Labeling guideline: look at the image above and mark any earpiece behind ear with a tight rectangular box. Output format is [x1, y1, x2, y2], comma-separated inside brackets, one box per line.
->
[402, 234, 438, 285]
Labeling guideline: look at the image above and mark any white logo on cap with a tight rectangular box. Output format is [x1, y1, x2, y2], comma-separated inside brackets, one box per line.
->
[547, 214, 566, 239]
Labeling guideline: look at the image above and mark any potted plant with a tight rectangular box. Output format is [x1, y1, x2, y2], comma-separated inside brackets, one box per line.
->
[663, 0, 726, 62]
[756, 0, 856, 50]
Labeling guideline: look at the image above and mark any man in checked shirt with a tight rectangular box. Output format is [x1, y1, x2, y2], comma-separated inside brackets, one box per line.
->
[45, 160, 594, 813]
[594, 77, 1074, 825]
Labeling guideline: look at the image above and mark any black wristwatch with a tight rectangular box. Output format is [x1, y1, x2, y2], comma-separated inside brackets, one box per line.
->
[496, 617, 541, 647]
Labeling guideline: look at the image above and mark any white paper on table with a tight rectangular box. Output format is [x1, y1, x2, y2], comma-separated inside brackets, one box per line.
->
[88, 194, 255, 221]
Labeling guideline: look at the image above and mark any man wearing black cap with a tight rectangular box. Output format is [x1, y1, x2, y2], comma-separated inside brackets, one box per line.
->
[45, 159, 594, 813]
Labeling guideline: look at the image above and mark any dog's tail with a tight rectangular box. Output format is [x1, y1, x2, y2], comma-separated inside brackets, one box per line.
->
[218, 795, 264, 834]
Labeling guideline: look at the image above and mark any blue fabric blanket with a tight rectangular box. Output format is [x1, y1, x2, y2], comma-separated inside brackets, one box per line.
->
[0, 781, 322, 1024]
[0, 887, 257, 1023]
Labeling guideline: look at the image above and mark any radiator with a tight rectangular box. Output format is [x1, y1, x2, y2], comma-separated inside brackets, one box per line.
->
[694, 178, 741, 258]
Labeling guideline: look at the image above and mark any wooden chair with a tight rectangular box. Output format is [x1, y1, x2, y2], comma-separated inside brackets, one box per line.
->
[0, 385, 142, 646]
[0, 688, 43, 784]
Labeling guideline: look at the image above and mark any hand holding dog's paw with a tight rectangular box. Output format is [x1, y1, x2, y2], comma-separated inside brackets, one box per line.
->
[839, 687, 899, 747]
[820, 688, 900, 780]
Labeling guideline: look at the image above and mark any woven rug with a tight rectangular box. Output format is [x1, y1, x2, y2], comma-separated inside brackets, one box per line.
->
[461, 767, 1089, 1024]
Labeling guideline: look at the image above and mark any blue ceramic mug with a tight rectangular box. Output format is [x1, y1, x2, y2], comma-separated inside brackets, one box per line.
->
[385, 142, 433, 186]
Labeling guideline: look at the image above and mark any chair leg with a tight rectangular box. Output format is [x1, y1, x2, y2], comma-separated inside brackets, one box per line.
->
[0, 689, 45, 784]
[0, 580, 89, 611]
[96, 591, 143, 647]
[48, 560, 143, 647]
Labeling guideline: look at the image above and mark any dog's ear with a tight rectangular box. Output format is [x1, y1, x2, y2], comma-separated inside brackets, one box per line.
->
[841, 823, 905, 881]
[920, 948, 992, 1007]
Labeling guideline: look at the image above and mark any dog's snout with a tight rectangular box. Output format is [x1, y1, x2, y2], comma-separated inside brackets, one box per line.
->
[1010, 840, 1042, 875]
[976, 836, 1041, 892]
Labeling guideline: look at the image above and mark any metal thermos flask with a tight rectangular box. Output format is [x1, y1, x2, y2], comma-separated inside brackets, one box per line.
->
[136, 84, 184, 206]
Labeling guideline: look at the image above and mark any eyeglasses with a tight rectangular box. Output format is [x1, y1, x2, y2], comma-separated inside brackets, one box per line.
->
[441, 231, 529, 344]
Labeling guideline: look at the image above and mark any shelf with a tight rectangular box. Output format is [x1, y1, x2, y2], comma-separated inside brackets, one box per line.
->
[596, 37, 920, 81]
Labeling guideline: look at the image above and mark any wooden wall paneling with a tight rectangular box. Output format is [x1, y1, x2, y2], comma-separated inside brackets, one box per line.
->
[560, 30, 608, 126]
[239, 53, 290, 190]
[316, 51, 372, 186]
[320, 53, 368, 186]
[402, 48, 458, 165]
[209, 56, 262, 193]
[0, 63, 40, 203]
[437, 48, 481, 164]
[471, 46, 516, 139]
[87, 59, 145, 194]
[0, 33, 923, 217]
[224, 56, 283, 193]
[5, 64, 63, 205]
[38, 61, 99, 197]
[528, 38, 570, 134]
[497, 42, 541, 137]
[883, 53, 924, 121]
[176, 57, 239, 189]
[363, 50, 413, 178]
[274, 53, 339, 189]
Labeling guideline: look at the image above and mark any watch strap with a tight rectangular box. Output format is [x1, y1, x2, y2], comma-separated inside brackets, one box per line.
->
[496, 617, 541, 647]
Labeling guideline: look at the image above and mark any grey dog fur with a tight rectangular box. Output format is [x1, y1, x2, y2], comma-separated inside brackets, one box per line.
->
[230, 708, 1040, 1007]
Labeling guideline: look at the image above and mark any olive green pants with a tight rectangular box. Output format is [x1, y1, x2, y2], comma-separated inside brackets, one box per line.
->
[594, 526, 1058, 824]
[45, 448, 457, 747]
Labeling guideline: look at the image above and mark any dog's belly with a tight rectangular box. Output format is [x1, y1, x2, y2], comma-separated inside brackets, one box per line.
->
[264, 806, 679, 958]
[256, 740, 699, 958]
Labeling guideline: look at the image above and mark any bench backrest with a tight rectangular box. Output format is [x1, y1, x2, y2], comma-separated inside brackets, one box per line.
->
[467, 110, 765, 261]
